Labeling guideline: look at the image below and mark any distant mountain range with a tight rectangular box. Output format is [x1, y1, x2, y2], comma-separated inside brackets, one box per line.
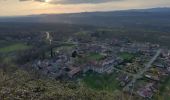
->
[1, 7, 170, 28]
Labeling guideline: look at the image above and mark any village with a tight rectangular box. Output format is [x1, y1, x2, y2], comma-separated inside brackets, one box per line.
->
[33, 38, 170, 99]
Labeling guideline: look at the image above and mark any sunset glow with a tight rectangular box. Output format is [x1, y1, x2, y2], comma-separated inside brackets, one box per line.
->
[45, 0, 52, 3]
[0, 0, 170, 16]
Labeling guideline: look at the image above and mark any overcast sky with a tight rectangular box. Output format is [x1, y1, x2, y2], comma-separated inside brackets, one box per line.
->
[0, 0, 170, 16]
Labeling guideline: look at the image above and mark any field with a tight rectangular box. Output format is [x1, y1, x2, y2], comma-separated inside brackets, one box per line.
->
[118, 52, 135, 61]
[0, 40, 12, 48]
[82, 71, 120, 92]
[54, 43, 75, 51]
[0, 43, 31, 53]
[76, 52, 105, 64]
[87, 52, 105, 61]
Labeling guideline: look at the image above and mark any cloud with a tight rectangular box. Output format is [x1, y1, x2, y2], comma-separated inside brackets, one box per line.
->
[32, 0, 122, 4]
[19, 0, 46, 2]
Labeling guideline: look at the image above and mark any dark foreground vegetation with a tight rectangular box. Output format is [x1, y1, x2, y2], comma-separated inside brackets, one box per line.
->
[0, 64, 119, 100]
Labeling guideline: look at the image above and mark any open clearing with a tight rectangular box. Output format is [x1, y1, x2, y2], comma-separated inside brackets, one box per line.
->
[0, 43, 31, 53]
[118, 52, 135, 61]
[82, 71, 120, 92]
[87, 52, 105, 61]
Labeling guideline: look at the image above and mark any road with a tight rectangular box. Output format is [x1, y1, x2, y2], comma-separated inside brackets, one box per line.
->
[112, 67, 135, 76]
[52, 40, 109, 47]
[123, 49, 162, 91]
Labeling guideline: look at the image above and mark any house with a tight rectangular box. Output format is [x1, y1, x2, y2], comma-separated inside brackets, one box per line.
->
[154, 63, 165, 68]
[137, 83, 154, 98]
[67, 66, 81, 78]
[167, 67, 170, 72]
[144, 74, 160, 81]
[117, 74, 130, 87]
[82, 56, 121, 74]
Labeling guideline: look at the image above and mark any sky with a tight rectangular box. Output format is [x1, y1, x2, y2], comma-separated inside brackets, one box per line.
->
[0, 0, 170, 16]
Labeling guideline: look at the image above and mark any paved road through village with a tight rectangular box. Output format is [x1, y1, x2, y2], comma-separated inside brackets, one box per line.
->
[123, 49, 162, 91]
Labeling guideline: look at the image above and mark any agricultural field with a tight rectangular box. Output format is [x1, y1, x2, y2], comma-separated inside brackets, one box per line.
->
[0, 43, 32, 53]
[0, 40, 12, 48]
[0, 42, 32, 63]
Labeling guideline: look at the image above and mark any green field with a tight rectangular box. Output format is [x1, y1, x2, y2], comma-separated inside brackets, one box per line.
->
[54, 43, 75, 51]
[82, 71, 120, 92]
[0, 43, 31, 53]
[75, 52, 105, 65]
[118, 52, 135, 61]
[0, 40, 13, 48]
[87, 52, 105, 61]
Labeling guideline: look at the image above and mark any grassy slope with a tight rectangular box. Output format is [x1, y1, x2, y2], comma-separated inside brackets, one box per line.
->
[0, 66, 118, 100]
[83, 71, 120, 92]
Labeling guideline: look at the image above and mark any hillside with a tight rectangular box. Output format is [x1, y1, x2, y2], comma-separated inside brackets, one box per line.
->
[0, 64, 128, 100]
[0, 8, 170, 30]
